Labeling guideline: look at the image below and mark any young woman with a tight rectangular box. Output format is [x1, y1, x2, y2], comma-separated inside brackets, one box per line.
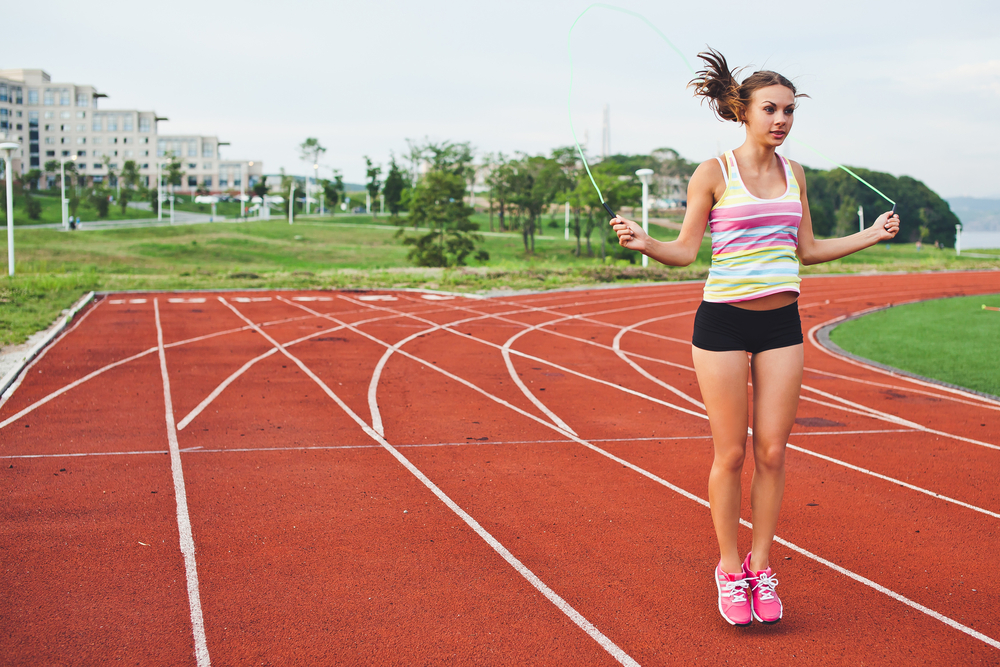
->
[609, 48, 900, 626]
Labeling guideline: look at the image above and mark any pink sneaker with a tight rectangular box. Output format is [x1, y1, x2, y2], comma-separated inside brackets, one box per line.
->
[715, 561, 752, 626]
[743, 552, 782, 623]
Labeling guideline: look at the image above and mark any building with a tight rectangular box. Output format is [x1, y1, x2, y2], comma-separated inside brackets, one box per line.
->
[157, 134, 262, 193]
[0, 68, 260, 193]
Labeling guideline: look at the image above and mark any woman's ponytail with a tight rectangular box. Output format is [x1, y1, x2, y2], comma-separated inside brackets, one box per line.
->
[689, 47, 806, 124]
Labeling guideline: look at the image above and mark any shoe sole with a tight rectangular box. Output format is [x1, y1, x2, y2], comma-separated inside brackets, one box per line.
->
[716, 574, 751, 627]
[751, 607, 782, 624]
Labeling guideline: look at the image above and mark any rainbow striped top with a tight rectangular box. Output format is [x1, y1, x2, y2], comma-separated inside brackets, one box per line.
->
[703, 151, 803, 303]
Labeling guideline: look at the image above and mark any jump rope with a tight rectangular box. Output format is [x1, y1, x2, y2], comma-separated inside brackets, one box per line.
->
[567, 3, 898, 221]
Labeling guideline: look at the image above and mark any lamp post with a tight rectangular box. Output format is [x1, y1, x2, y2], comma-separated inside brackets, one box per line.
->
[313, 163, 320, 216]
[289, 183, 295, 225]
[635, 168, 654, 268]
[60, 155, 78, 230]
[241, 161, 253, 221]
[1, 140, 19, 276]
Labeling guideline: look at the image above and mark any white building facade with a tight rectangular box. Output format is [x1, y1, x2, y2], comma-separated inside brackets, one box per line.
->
[0, 68, 260, 193]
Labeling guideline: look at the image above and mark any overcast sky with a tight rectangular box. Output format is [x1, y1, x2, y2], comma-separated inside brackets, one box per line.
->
[7, 0, 999, 198]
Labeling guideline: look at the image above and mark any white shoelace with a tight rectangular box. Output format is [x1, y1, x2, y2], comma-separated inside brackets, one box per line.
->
[753, 573, 779, 601]
[723, 578, 750, 603]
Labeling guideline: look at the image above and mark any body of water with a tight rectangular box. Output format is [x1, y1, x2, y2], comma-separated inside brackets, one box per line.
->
[959, 231, 1000, 250]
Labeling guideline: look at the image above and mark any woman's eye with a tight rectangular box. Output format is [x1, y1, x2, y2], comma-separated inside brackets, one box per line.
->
[764, 106, 774, 113]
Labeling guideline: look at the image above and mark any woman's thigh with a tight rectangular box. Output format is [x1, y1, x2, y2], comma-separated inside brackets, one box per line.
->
[692, 347, 751, 453]
[749, 344, 804, 449]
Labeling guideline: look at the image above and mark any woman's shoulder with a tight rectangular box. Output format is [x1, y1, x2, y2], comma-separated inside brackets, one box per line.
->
[784, 157, 808, 189]
[693, 156, 727, 181]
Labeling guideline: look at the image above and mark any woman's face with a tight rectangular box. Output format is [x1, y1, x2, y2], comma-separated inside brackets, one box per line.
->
[744, 85, 796, 146]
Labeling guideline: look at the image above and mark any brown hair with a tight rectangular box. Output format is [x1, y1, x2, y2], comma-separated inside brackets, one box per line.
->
[688, 47, 807, 123]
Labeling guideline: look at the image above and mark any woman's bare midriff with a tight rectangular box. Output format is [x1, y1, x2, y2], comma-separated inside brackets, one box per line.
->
[728, 290, 799, 311]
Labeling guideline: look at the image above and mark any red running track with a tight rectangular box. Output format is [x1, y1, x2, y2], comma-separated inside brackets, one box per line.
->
[2, 272, 999, 666]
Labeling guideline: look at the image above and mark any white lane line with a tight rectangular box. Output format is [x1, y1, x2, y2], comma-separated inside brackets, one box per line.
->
[2, 431, 920, 460]
[1, 295, 103, 408]
[168, 298, 207, 304]
[1, 347, 158, 430]
[611, 315, 705, 410]
[806, 316, 1000, 408]
[1, 449, 170, 459]
[220, 297, 639, 667]
[338, 295, 1000, 520]
[176, 348, 279, 431]
[154, 299, 210, 667]
[800, 385, 1000, 452]
[290, 296, 334, 302]
[285, 297, 1000, 652]
[803, 366, 1000, 413]
[177, 312, 404, 431]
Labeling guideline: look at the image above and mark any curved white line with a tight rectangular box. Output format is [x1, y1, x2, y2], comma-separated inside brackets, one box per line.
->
[611, 314, 705, 410]
[284, 297, 1000, 652]
[807, 316, 1000, 408]
[226, 297, 640, 666]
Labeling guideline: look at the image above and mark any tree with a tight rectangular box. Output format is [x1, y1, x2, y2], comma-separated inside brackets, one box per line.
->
[383, 156, 406, 217]
[364, 156, 382, 217]
[320, 170, 344, 211]
[298, 138, 326, 167]
[118, 160, 141, 215]
[400, 164, 487, 267]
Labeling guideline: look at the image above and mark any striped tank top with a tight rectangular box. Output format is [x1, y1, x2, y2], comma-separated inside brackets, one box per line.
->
[703, 150, 803, 303]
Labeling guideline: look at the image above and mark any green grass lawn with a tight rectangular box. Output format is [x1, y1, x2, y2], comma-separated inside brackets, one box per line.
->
[1, 211, 999, 348]
[830, 294, 1000, 397]
[2, 193, 157, 225]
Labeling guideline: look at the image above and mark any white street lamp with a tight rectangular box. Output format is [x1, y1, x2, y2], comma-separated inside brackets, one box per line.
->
[313, 163, 320, 216]
[635, 168, 654, 268]
[1, 140, 19, 276]
[60, 154, 78, 230]
[289, 183, 295, 225]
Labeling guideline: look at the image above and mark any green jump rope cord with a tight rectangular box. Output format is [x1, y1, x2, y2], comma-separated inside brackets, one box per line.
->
[567, 2, 895, 207]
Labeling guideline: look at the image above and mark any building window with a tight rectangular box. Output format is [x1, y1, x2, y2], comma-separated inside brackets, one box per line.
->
[60, 111, 71, 119]
[139, 137, 149, 144]
[30, 156, 39, 166]
[203, 162, 212, 170]
[46, 150, 55, 157]
[60, 124, 69, 132]
[93, 163, 102, 169]
[188, 176, 197, 186]
[92, 117, 101, 132]
[138, 117, 150, 132]
[92, 137, 101, 144]
[188, 141, 197, 157]
[202, 144, 213, 158]
[62, 151, 71, 157]
[78, 137, 86, 144]
[219, 174, 228, 187]
[111, 137, 118, 144]
[0, 84, 7, 102]
[44, 111, 54, 119]
[44, 89, 55, 105]
[60, 89, 70, 105]
[141, 163, 149, 169]
[125, 150, 133, 157]
[141, 150, 149, 156]
[109, 163, 118, 170]
[203, 176, 212, 187]
[77, 150, 86, 156]
[156, 139, 165, 156]
[45, 137, 54, 144]
[14, 87, 22, 104]
[107, 116, 117, 131]
[78, 163, 85, 170]
[188, 163, 196, 169]
[122, 137, 131, 144]
[44, 124, 52, 131]
[76, 93, 89, 107]
[77, 124, 85, 132]
[76, 111, 86, 119]
[123, 116, 133, 131]
[28, 89, 38, 105]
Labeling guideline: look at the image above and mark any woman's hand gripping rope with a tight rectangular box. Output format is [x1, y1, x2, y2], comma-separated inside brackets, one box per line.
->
[873, 210, 901, 242]
[610, 215, 651, 253]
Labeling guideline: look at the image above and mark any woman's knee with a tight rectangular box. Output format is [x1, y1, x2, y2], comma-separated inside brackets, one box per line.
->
[713, 445, 746, 472]
[753, 441, 786, 472]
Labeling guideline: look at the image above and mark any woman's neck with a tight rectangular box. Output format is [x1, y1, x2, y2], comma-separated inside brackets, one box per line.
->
[733, 141, 778, 174]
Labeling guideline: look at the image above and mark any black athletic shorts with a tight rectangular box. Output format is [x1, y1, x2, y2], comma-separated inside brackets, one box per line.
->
[692, 300, 803, 353]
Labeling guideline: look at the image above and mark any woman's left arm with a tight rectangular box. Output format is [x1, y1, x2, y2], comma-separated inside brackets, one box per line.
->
[793, 161, 901, 266]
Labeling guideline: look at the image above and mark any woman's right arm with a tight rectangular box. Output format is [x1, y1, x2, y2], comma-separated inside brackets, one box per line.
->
[610, 159, 719, 267]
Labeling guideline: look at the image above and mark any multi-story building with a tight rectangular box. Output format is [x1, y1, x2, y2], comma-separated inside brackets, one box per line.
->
[0, 68, 260, 193]
[157, 134, 262, 193]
